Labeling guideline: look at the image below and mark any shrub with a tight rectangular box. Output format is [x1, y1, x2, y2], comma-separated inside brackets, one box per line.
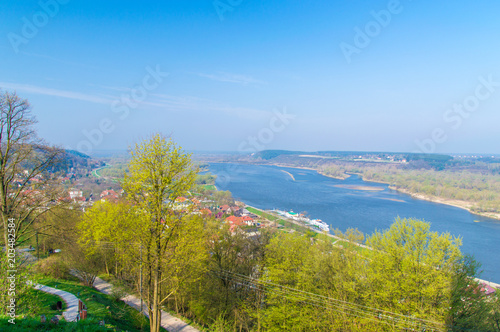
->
[110, 286, 127, 302]
[33, 255, 70, 279]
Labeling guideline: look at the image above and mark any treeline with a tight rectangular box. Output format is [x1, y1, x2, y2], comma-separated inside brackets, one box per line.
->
[99, 163, 127, 178]
[21, 133, 500, 331]
[196, 173, 217, 185]
[363, 167, 500, 214]
[249, 151, 500, 216]
[71, 207, 500, 331]
[317, 163, 500, 215]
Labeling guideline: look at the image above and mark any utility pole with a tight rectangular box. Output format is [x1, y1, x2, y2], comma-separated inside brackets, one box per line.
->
[36, 231, 39, 260]
[140, 244, 143, 314]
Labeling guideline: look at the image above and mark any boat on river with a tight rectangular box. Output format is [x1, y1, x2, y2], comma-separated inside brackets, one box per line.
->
[273, 209, 330, 232]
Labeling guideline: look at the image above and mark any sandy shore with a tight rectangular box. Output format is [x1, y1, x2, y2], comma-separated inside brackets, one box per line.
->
[333, 184, 385, 191]
[280, 170, 296, 181]
[391, 187, 500, 221]
[279, 164, 500, 221]
[223, 161, 500, 221]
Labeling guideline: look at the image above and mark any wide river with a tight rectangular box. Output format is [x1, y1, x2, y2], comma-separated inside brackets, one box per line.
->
[208, 163, 500, 283]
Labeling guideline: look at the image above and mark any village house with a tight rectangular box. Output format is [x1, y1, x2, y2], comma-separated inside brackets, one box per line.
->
[100, 189, 119, 198]
[100, 189, 119, 202]
[69, 190, 83, 199]
[200, 208, 212, 217]
[242, 215, 255, 226]
[219, 204, 231, 214]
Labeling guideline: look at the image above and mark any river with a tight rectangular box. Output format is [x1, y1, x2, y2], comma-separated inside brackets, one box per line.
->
[208, 163, 500, 283]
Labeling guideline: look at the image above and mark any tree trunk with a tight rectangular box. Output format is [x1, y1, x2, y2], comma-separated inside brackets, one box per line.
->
[150, 267, 162, 332]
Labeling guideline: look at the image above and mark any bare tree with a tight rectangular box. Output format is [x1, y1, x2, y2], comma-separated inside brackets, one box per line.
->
[0, 90, 65, 250]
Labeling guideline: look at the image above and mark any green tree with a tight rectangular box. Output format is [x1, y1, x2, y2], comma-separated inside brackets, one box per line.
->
[447, 255, 491, 331]
[366, 217, 462, 330]
[79, 200, 137, 277]
[260, 232, 324, 331]
[122, 134, 197, 332]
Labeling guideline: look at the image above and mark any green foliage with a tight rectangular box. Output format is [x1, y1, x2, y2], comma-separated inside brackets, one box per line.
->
[90, 134, 201, 332]
[33, 255, 70, 280]
[0, 286, 67, 328]
[254, 150, 304, 160]
[212, 190, 234, 206]
[317, 161, 500, 215]
[0, 316, 109, 331]
[366, 218, 462, 327]
[98, 163, 128, 178]
[363, 167, 500, 214]
[37, 276, 151, 331]
[196, 173, 216, 185]
[447, 255, 491, 331]
[239, 218, 478, 331]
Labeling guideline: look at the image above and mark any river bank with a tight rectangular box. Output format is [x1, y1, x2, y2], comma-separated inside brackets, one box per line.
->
[279, 165, 500, 222]
[264, 163, 350, 180]
[248, 205, 498, 287]
[247, 205, 498, 288]
[246, 205, 371, 251]
[208, 162, 500, 283]
[388, 187, 500, 221]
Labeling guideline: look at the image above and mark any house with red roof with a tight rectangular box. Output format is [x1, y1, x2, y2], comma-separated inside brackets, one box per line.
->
[176, 196, 188, 203]
[200, 208, 212, 216]
[478, 283, 496, 296]
[225, 215, 244, 227]
[220, 205, 231, 213]
[242, 215, 255, 226]
[99, 189, 119, 202]
[100, 190, 119, 198]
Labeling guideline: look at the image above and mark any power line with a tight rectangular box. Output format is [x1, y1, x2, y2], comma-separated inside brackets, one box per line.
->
[213, 269, 445, 331]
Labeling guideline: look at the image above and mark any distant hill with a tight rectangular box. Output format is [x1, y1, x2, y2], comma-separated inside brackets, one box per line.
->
[254, 150, 305, 160]
[255, 150, 452, 160]
[66, 149, 91, 160]
[252, 150, 456, 170]
[47, 149, 96, 174]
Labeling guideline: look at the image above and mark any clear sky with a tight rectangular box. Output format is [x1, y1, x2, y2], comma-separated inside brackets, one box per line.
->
[1, 0, 500, 155]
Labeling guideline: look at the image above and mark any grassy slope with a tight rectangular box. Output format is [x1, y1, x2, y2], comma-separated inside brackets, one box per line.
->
[0, 275, 152, 331]
[246, 206, 369, 255]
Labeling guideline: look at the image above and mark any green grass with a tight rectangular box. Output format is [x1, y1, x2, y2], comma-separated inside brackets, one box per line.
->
[98, 274, 208, 331]
[0, 275, 153, 331]
[21, 287, 66, 316]
[202, 184, 217, 191]
[246, 207, 279, 221]
[92, 165, 111, 179]
[246, 206, 311, 234]
[40, 276, 152, 331]
[246, 206, 371, 256]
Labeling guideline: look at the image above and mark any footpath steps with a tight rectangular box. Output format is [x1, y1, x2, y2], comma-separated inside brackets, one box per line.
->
[33, 284, 80, 322]
[93, 277, 200, 332]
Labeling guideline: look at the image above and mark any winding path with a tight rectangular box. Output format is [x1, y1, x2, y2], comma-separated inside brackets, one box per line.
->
[93, 277, 199, 332]
[33, 284, 81, 322]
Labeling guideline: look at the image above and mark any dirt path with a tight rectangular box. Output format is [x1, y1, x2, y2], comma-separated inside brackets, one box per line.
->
[93, 277, 200, 332]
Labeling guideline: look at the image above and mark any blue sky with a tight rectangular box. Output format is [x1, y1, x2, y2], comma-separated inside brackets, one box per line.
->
[1, 0, 500, 155]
